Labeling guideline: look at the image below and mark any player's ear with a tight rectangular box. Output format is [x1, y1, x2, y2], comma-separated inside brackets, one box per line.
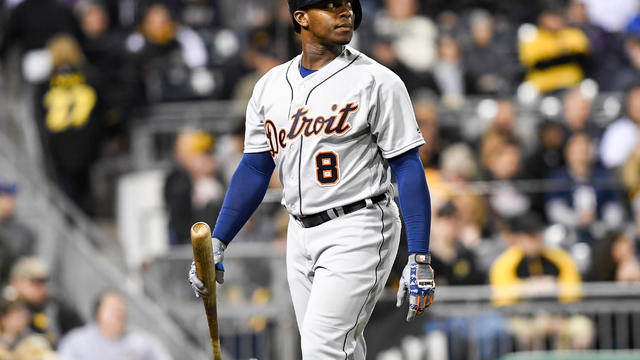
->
[293, 10, 310, 30]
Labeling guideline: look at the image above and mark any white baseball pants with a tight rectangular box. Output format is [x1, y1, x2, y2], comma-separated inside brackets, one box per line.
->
[286, 200, 401, 360]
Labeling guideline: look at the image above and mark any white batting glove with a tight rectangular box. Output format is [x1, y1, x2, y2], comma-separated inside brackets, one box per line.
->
[188, 237, 226, 297]
[396, 253, 435, 322]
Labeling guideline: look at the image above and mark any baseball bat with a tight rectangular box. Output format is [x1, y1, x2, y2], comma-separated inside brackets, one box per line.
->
[190, 222, 223, 360]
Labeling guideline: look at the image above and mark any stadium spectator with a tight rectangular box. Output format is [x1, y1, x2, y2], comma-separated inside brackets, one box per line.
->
[621, 140, 640, 240]
[231, 34, 282, 108]
[435, 7, 467, 41]
[0, 296, 30, 354]
[76, 0, 121, 83]
[369, 37, 439, 95]
[34, 35, 106, 214]
[75, 0, 133, 143]
[124, 2, 213, 102]
[566, 0, 628, 91]
[163, 130, 224, 245]
[0, 296, 61, 360]
[561, 86, 600, 138]
[620, 26, 640, 89]
[423, 200, 506, 360]
[0, 0, 81, 65]
[480, 99, 519, 169]
[0, 182, 36, 273]
[6, 257, 83, 347]
[546, 132, 625, 243]
[463, 9, 517, 96]
[490, 213, 582, 306]
[526, 119, 567, 181]
[600, 82, 640, 168]
[58, 290, 171, 360]
[484, 141, 532, 222]
[488, 213, 600, 351]
[425, 197, 506, 360]
[430, 202, 486, 285]
[433, 35, 467, 108]
[518, 1, 590, 94]
[589, 230, 640, 282]
[426, 143, 486, 249]
[526, 120, 568, 218]
[413, 90, 444, 168]
[488, 214, 595, 352]
[373, 0, 438, 75]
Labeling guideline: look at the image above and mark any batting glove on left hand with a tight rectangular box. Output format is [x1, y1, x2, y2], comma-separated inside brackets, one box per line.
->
[188, 237, 226, 298]
[396, 253, 435, 322]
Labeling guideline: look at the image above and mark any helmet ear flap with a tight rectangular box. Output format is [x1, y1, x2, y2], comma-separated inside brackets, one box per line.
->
[288, 0, 363, 34]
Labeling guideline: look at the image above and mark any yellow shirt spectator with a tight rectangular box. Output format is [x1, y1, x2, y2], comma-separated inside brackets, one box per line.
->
[489, 214, 582, 306]
[519, 10, 590, 93]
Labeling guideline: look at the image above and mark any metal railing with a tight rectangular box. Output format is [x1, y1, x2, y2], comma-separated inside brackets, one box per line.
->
[145, 237, 640, 360]
[374, 282, 640, 360]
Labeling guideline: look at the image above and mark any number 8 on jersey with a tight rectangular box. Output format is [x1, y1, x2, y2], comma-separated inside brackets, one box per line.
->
[315, 151, 339, 185]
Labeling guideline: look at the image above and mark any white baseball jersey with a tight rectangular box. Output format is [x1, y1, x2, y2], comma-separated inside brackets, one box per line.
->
[243, 45, 421, 359]
[244, 46, 424, 216]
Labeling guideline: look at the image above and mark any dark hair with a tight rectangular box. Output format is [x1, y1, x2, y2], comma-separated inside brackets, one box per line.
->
[507, 213, 545, 234]
[589, 230, 622, 281]
[437, 201, 458, 218]
[539, 0, 568, 16]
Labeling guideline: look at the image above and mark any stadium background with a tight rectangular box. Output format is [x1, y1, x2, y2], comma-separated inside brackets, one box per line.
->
[0, 0, 640, 359]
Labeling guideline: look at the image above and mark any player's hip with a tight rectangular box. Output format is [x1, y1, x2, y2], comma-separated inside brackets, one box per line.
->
[286, 197, 401, 272]
[290, 192, 397, 227]
[286, 195, 401, 245]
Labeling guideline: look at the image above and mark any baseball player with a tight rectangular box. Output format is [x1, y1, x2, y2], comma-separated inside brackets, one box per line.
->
[189, 0, 435, 358]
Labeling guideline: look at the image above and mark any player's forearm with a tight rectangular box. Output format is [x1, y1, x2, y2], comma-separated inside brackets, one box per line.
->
[388, 148, 431, 254]
[212, 152, 275, 245]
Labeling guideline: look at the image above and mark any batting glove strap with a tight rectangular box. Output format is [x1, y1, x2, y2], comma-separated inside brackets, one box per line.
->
[212, 237, 226, 285]
[411, 252, 431, 265]
[396, 253, 436, 322]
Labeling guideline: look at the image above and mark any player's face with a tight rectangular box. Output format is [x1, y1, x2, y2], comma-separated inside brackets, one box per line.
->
[299, 0, 354, 45]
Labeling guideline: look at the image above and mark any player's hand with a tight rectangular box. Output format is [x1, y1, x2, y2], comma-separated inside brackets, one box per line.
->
[188, 237, 226, 297]
[396, 253, 435, 322]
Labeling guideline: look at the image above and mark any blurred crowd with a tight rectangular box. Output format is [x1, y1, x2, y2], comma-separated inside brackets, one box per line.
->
[0, 257, 171, 359]
[2, 0, 640, 358]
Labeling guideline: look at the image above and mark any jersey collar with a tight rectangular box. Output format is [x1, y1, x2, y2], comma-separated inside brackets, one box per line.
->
[288, 45, 360, 89]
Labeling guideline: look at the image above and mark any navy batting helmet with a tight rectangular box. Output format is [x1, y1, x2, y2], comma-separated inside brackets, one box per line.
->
[288, 0, 362, 34]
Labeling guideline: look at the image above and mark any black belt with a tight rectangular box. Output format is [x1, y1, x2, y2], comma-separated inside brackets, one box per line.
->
[294, 193, 387, 228]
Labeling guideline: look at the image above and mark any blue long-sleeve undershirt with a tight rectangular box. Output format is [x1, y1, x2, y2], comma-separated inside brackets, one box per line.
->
[212, 148, 431, 255]
[212, 152, 275, 245]
[388, 148, 431, 254]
